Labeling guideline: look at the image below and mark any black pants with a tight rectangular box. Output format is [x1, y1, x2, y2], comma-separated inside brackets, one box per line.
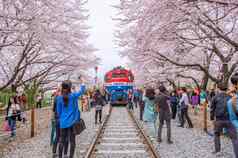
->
[139, 102, 145, 121]
[36, 101, 42, 108]
[128, 101, 134, 110]
[133, 99, 138, 108]
[59, 127, 75, 158]
[170, 103, 177, 119]
[214, 120, 238, 157]
[158, 112, 171, 141]
[180, 107, 193, 128]
[95, 110, 102, 123]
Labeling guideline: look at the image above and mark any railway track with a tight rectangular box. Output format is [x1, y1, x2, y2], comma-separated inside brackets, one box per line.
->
[85, 107, 160, 158]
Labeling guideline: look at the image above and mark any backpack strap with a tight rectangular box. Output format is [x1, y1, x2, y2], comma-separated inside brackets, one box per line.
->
[223, 93, 229, 117]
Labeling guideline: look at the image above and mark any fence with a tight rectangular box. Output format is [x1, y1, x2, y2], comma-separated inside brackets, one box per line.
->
[0, 106, 52, 154]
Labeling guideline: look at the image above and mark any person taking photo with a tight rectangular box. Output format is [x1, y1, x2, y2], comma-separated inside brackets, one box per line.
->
[56, 78, 86, 158]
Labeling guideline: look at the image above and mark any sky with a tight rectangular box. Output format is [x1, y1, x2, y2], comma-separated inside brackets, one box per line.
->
[87, 0, 128, 79]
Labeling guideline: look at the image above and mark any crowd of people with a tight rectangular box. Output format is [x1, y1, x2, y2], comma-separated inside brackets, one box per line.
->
[128, 73, 238, 157]
[3, 73, 238, 158]
[130, 86, 195, 141]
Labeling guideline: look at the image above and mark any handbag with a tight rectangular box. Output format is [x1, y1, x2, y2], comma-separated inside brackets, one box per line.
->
[73, 97, 86, 135]
[3, 120, 10, 131]
[73, 118, 86, 135]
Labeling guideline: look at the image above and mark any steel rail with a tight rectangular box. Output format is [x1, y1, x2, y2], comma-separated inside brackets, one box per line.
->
[84, 105, 112, 158]
[127, 109, 160, 158]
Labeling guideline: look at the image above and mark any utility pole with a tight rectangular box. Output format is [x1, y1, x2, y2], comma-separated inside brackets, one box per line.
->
[203, 101, 208, 132]
[94, 66, 98, 89]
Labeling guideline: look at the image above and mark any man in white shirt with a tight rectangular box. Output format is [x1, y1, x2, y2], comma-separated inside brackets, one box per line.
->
[178, 87, 193, 128]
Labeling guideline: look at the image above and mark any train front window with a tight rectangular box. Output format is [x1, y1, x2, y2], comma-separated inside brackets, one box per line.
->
[112, 73, 127, 78]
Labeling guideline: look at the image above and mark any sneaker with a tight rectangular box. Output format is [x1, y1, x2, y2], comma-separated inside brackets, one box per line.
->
[8, 136, 15, 142]
[157, 138, 162, 143]
[167, 140, 173, 144]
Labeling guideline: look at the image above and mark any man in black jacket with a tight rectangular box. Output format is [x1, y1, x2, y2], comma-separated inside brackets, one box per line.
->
[155, 85, 173, 144]
[210, 83, 238, 156]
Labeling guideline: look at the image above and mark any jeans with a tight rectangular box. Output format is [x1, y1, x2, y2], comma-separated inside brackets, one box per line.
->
[58, 127, 75, 158]
[95, 110, 102, 123]
[180, 107, 193, 128]
[170, 103, 177, 119]
[52, 119, 61, 154]
[214, 120, 238, 157]
[8, 117, 16, 137]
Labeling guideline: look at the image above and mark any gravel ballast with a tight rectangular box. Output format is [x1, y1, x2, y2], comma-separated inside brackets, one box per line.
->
[133, 107, 235, 158]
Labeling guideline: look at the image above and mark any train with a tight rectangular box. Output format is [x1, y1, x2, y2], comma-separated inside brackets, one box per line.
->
[104, 66, 134, 105]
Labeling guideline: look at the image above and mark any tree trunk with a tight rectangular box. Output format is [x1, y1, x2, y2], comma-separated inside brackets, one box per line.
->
[167, 78, 177, 90]
[201, 74, 209, 90]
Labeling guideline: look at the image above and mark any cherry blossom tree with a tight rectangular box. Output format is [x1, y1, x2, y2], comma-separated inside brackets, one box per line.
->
[0, 0, 98, 91]
[115, 0, 238, 89]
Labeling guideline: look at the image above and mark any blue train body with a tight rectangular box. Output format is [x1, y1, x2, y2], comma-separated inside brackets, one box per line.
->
[105, 83, 133, 105]
[104, 66, 134, 105]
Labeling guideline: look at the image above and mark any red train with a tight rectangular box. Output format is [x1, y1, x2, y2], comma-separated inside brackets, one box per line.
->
[104, 66, 134, 84]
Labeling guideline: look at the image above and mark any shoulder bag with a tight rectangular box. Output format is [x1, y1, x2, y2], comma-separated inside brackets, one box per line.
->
[72, 98, 86, 135]
[73, 118, 86, 135]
